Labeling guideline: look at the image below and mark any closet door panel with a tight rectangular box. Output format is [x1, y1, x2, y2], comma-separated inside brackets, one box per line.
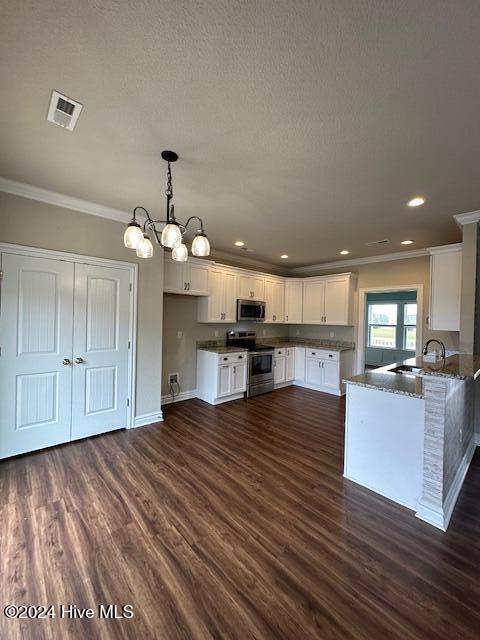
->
[71, 263, 131, 440]
[0, 253, 74, 458]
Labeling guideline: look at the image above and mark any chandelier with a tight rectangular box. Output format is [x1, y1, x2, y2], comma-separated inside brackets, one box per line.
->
[123, 150, 210, 261]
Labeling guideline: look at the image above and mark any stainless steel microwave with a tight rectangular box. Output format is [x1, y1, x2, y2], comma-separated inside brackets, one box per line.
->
[237, 299, 265, 322]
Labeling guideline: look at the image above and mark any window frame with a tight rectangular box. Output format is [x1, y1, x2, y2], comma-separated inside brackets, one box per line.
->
[366, 300, 417, 352]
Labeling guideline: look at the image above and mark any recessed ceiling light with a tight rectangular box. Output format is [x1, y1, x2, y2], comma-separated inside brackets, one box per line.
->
[340, 250, 349, 255]
[401, 240, 414, 245]
[407, 197, 425, 207]
[234, 240, 245, 247]
[280, 254, 289, 259]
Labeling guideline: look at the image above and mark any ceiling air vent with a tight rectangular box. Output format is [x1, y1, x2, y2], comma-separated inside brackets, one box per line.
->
[365, 239, 390, 246]
[47, 90, 83, 131]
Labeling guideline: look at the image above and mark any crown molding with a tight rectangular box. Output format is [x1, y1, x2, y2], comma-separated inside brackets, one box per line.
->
[209, 249, 287, 275]
[454, 210, 480, 226]
[427, 242, 462, 255]
[0, 176, 135, 224]
[289, 248, 430, 273]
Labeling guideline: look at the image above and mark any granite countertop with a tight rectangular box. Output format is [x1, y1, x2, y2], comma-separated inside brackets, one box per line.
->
[345, 370, 424, 399]
[264, 340, 354, 352]
[344, 353, 480, 399]
[197, 346, 248, 354]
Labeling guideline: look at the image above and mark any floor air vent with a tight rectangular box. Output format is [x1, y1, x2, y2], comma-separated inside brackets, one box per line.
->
[47, 90, 83, 131]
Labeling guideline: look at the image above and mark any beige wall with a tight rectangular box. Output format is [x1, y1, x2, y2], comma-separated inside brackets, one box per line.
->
[162, 293, 288, 395]
[163, 255, 460, 395]
[0, 191, 163, 418]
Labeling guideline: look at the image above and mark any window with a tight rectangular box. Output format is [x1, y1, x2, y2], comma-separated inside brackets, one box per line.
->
[367, 300, 417, 351]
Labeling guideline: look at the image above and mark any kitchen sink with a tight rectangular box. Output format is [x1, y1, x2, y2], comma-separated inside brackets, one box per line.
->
[389, 364, 422, 375]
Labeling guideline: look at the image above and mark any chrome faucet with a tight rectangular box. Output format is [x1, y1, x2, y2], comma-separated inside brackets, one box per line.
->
[422, 339, 446, 360]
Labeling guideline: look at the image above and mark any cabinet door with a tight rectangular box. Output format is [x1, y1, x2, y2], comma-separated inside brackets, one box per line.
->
[324, 277, 349, 325]
[238, 274, 253, 299]
[264, 279, 275, 322]
[286, 348, 295, 381]
[306, 357, 322, 386]
[208, 269, 225, 321]
[231, 362, 247, 393]
[274, 356, 286, 383]
[187, 263, 209, 296]
[285, 280, 303, 323]
[163, 259, 184, 293]
[274, 280, 285, 322]
[252, 276, 265, 301]
[222, 271, 238, 322]
[321, 359, 339, 390]
[429, 249, 462, 331]
[302, 280, 325, 324]
[217, 364, 232, 397]
[294, 348, 306, 381]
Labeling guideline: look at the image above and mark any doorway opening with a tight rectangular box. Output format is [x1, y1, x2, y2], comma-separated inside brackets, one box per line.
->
[356, 285, 423, 374]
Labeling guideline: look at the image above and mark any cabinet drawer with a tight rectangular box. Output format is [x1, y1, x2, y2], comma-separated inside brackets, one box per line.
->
[308, 349, 339, 362]
[217, 352, 247, 364]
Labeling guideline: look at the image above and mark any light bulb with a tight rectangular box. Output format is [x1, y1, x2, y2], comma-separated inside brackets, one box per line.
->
[124, 223, 143, 249]
[136, 234, 154, 258]
[161, 222, 182, 248]
[172, 242, 188, 262]
[191, 232, 210, 257]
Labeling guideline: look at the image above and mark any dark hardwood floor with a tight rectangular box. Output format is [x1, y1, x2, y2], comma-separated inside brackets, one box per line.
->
[1, 386, 480, 640]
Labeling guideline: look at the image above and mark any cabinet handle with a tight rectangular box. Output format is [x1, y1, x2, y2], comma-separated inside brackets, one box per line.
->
[285, 315, 288, 321]
[322, 362, 324, 368]
[188, 282, 191, 290]
[74, 357, 85, 364]
[184, 282, 187, 290]
[62, 358, 72, 365]
[233, 366, 236, 374]
[238, 355, 243, 359]
[223, 357, 228, 361]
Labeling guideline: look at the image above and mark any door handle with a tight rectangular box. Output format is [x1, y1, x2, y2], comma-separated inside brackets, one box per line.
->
[62, 358, 72, 365]
[74, 357, 85, 364]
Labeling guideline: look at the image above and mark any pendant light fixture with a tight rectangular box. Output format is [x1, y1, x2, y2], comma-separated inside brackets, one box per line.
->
[123, 150, 211, 261]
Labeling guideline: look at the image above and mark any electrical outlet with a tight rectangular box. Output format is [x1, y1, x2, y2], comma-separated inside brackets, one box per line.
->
[262, 329, 266, 336]
[214, 330, 219, 337]
[168, 372, 179, 385]
[177, 331, 183, 340]
[296, 329, 300, 336]
[330, 331, 335, 338]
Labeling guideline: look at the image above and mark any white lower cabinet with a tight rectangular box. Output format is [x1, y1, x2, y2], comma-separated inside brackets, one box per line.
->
[273, 351, 286, 384]
[299, 348, 354, 396]
[286, 348, 295, 381]
[197, 350, 247, 404]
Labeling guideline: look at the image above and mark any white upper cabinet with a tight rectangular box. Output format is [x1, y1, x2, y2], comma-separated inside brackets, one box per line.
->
[428, 244, 462, 331]
[284, 279, 303, 323]
[302, 280, 325, 324]
[198, 267, 237, 322]
[237, 273, 265, 300]
[164, 257, 209, 296]
[302, 274, 356, 326]
[264, 277, 285, 322]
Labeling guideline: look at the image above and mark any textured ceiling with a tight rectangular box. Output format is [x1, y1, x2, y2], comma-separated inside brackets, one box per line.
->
[1, 0, 479, 266]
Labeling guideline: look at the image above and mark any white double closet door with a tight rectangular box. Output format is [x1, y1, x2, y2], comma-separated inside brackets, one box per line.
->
[0, 251, 133, 459]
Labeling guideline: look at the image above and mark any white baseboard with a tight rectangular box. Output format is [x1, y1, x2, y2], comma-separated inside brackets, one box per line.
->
[161, 389, 197, 405]
[415, 498, 446, 531]
[133, 411, 164, 428]
[442, 438, 477, 530]
[416, 436, 477, 531]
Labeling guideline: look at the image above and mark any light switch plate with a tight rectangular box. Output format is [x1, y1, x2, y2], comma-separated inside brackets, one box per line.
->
[177, 331, 183, 340]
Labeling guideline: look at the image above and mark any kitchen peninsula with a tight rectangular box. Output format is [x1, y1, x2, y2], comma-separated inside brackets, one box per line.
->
[344, 355, 479, 530]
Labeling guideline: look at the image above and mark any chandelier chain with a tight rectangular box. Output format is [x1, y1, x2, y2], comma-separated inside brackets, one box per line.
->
[165, 162, 173, 199]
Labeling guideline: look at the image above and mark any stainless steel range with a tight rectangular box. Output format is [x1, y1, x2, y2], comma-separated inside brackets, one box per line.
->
[226, 331, 274, 397]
